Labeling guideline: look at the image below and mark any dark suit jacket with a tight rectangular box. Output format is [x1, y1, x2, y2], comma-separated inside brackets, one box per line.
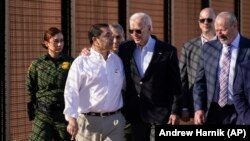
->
[233, 60, 250, 124]
[193, 35, 250, 120]
[118, 35, 182, 124]
[179, 37, 202, 114]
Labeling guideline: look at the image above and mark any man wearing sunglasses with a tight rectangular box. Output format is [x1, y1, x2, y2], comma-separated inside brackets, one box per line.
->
[118, 12, 182, 141]
[179, 8, 217, 124]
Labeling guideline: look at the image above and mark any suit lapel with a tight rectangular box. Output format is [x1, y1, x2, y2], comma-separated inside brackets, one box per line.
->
[207, 40, 222, 102]
[234, 36, 250, 84]
[128, 45, 142, 93]
[211, 41, 222, 77]
[130, 56, 141, 79]
[129, 40, 163, 91]
[237, 36, 248, 63]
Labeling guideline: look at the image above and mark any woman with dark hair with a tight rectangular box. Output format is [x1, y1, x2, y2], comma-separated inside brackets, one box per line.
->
[26, 27, 73, 141]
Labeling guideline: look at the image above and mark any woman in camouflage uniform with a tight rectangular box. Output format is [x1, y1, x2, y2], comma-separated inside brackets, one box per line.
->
[26, 27, 73, 141]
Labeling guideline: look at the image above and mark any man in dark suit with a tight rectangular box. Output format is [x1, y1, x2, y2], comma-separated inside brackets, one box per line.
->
[119, 12, 182, 141]
[179, 8, 216, 122]
[193, 11, 250, 125]
[233, 60, 250, 125]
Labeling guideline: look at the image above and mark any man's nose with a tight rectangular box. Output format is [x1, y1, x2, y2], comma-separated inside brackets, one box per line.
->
[113, 38, 118, 43]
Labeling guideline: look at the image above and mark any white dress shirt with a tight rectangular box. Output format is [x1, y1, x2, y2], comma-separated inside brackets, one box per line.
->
[201, 34, 217, 45]
[63, 48, 124, 120]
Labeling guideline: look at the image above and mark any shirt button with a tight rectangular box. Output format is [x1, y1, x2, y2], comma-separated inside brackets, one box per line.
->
[139, 81, 143, 84]
[137, 94, 140, 97]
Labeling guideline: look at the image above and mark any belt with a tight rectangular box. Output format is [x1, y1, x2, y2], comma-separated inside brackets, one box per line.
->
[82, 109, 121, 117]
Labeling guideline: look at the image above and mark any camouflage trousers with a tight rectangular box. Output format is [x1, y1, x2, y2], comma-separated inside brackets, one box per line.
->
[29, 111, 71, 141]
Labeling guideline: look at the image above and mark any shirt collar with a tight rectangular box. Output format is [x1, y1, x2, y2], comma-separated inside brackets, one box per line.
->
[45, 53, 64, 61]
[230, 33, 240, 49]
[137, 36, 155, 52]
[90, 48, 112, 60]
[200, 34, 217, 45]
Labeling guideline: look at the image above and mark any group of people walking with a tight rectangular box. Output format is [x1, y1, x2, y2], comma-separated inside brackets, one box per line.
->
[26, 8, 250, 141]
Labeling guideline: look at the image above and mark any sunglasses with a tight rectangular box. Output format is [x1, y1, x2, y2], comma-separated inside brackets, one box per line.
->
[128, 29, 142, 34]
[199, 18, 213, 23]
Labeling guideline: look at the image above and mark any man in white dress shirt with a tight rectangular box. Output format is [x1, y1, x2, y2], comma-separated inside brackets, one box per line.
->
[63, 23, 125, 141]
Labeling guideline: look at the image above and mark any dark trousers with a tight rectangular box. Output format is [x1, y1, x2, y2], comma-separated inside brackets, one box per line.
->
[124, 122, 134, 141]
[131, 121, 155, 141]
[206, 102, 237, 124]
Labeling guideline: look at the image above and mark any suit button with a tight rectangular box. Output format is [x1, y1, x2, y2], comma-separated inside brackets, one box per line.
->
[137, 94, 140, 97]
[139, 81, 143, 84]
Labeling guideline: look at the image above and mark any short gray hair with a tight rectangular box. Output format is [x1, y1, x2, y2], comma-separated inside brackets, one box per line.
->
[130, 12, 153, 31]
[109, 23, 125, 36]
[216, 12, 237, 26]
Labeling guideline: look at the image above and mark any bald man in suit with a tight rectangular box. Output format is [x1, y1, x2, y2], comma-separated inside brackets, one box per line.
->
[179, 8, 216, 122]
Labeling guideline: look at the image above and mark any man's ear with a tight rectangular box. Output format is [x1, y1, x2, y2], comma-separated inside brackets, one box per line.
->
[148, 25, 152, 33]
[92, 36, 96, 42]
[92, 37, 98, 45]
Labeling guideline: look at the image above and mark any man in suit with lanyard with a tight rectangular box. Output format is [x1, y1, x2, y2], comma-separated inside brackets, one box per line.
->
[193, 12, 250, 125]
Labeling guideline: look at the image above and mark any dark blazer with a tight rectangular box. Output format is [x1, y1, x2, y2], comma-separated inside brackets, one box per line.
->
[193, 35, 250, 119]
[179, 37, 202, 114]
[233, 60, 250, 124]
[118, 35, 182, 124]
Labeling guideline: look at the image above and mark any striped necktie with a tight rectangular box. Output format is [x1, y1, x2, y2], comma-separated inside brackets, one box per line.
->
[218, 45, 231, 107]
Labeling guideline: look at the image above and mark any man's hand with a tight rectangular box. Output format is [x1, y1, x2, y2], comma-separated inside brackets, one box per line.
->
[167, 114, 180, 125]
[194, 110, 205, 125]
[80, 48, 90, 56]
[67, 117, 78, 140]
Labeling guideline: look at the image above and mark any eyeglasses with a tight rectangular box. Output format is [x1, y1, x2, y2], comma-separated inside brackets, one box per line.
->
[128, 29, 142, 34]
[199, 18, 213, 23]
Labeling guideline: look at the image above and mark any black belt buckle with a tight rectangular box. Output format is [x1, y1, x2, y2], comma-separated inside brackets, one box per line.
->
[84, 109, 120, 117]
